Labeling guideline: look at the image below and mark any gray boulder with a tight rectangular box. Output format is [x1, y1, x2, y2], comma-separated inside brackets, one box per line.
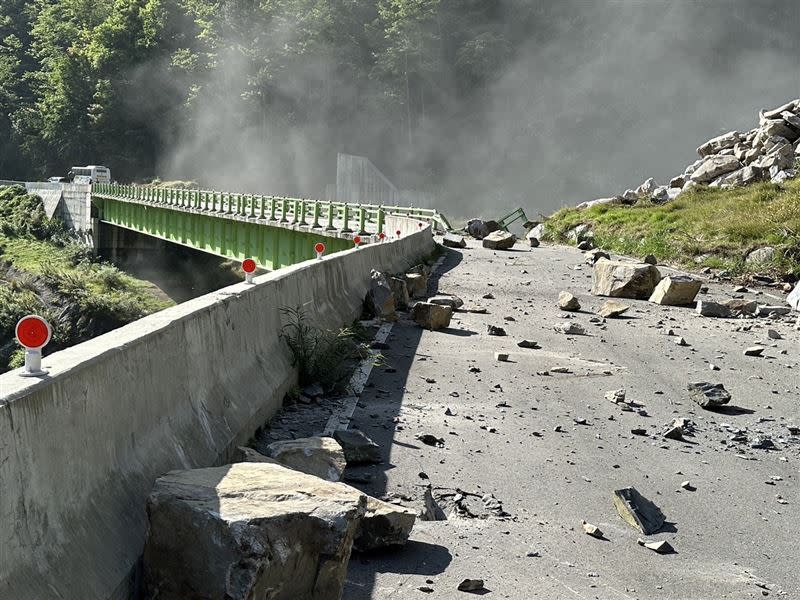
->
[584, 248, 610, 265]
[696, 300, 732, 318]
[598, 299, 630, 318]
[669, 175, 686, 188]
[687, 382, 731, 409]
[781, 110, 800, 129]
[690, 155, 742, 184]
[365, 270, 396, 319]
[266, 437, 347, 482]
[333, 429, 381, 465]
[697, 131, 742, 157]
[388, 277, 410, 310]
[412, 302, 453, 330]
[710, 165, 763, 188]
[558, 291, 581, 312]
[143, 463, 366, 600]
[428, 294, 464, 309]
[482, 230, 516, 250]
[635, 177, 657, 197]
[591, 259, 662, 299]
[355, 496, 416, 552]
[761, 99, 800, 121]
[466, 219, 500, 240]
[649, 275, 702, 306]
[442, 233, 467, 248]
[404, 272, 428, 298]
[759, 119, 798, 142]
[746, 246, 776, 264]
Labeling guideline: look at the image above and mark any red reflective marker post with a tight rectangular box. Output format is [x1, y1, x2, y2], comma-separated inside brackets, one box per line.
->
[15, 315, 51, 377]
[315, 242, 326, 260]
[242, 258, 256, 284]
[378, 232, 386, 243]
[395, 229, 402, 239]
[353, 235, 362, 248]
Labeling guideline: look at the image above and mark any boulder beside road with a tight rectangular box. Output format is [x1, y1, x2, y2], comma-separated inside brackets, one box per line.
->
[482, 230, 516, 250]
[649, 275, 702, 305]
[144, 463, 366, 600]
[413, 301, 453, 330]
[591, 259, 661, 299]
[266, 436, 346, 482]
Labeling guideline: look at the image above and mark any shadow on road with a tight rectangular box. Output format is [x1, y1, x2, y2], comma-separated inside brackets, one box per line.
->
[343, 247, 463, 598]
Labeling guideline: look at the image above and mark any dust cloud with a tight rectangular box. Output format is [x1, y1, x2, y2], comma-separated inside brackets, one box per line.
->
[159, 1, 800, 220]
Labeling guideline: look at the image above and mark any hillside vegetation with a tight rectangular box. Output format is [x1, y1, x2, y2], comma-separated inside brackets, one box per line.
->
[0, 186, 172, 372]
[545, 180, 800, 278]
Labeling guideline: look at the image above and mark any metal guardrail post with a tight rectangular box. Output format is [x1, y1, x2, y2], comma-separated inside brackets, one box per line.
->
[259, 195, 266, 219]
[326, 201, 335, 230]
[298, 200, 308, 226]
[280, 197, 288, 222]
[312, 201, 321, 228]
[342, 204, 351, 232]
[291, 199, 299, 224]
[377, 206, 385, 235]
[269, 196, 277, 220]
[249, 195, 256, 218]
[358, 206, 367, 235]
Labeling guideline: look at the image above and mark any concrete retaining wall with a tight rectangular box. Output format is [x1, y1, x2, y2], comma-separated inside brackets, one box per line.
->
[0, 216, 435, 600]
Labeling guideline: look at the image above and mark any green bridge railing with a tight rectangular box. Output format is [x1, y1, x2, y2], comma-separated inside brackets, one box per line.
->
[92, 183, 452, 234]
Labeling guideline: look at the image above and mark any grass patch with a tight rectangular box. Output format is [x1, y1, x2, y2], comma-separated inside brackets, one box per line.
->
[545, 179, 800, 277]
[0, 187, 173, 372]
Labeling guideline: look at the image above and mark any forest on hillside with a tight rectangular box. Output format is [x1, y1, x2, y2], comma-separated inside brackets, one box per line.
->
[0, 0, 540, 196]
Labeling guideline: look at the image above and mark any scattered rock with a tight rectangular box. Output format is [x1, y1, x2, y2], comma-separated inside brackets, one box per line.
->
[605, 389, 626, 404]
[680, 481, 695, 491]
[649, 275, 702, 306]
[417, 434, 445, 448]
[592, 259, 661, 299]
[466, 219, 500, 240]
[746, 246, 776, 264]
[355, 496, 416, 552]
[143, 463, 366, 600]
[442, 233, 467, 248]
[487, 324, 507, 336]
[429, 294, 464, 309]
[690, 155, 742, 184]
[517, 340, 540, 349]
[744, 346, 765, 357]
[584, 248, 611, 264]
[577, 239, 594, 250]
[597, 299, 630, 318]
[581, 520, 605, 539]
[333, 429, 381, 465]
[725, 299, 757, 315]
[756, 305, 791, 317]
[482, 230, 516, 250]
[365, 270, 396, 319]
[558, 291, 581, 311]
[687, 381, 731, 409]
[527, 234, 540, 248]
[233, 446, 280, 464]
[422, 487, 447, 521]
[612, 487, 665, 535]
[642, 254, 657, 265]
[266, 436, 346, 482]
[696, 300, 732, 318]
[457, 579, 486, 593]
[637, 538, 675, 554]
[663, 425, 684, 441]
[388, 277, 411, 309]
[675, 337, 689, 346]
[768, 329, 782, 340]
[554, 321, 586, 335]
[787, 285, 800, 311]
[413, 302, 453, 330]
[405, 272, 428, 298]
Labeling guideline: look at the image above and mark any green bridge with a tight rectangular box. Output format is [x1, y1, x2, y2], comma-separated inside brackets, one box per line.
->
[92, 183, 452, 270]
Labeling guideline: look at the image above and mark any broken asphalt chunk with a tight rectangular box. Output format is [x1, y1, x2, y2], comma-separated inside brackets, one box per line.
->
[612, 487, 665, 535]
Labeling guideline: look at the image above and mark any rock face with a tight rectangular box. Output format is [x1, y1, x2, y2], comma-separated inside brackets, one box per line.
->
[648, 275, 702, 306]
[333, 429, 381, 465]
[412, 301, 453, 330]
[558, 291, 581, 311]
[143, 463, 366, 600]
[482, 230, 516, 250]
[442, 233, 467, 248]
[365, 270, 396, 319]
[591, 259, 661, 299]
[266, 437, 346, 482]
[354, 497, 416, 552]
[687, 382, 731, 409]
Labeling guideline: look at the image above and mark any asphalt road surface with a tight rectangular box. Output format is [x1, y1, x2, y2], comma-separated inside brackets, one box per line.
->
[339, 238, 799, 600]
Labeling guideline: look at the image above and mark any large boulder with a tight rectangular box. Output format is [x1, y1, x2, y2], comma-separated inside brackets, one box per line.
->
[143, 463, 367, 600]
[466, 219, 500, 240]
[635, 177, 657, 197]
[690, 155, 742, 184]
[333, 429, 381, 465]
[761, 99, 800, 121]
[746, 246, 776, 264]
[388, 277, 410, 310]
[354, 497, 417, 552]
[687, 382, 731, 409]
[591, 259, 662, 299]
[710, 165, 763, 188]
[266, 437, 346, 482]
[365, 270, 396, 319]
[482, 230, 516, 250]
[404, 272, 428, 298]
[412, 301, 452, 330]
[787, 285, 800, 311]
[442, 233, 467, 248]
[696, 131, 742, 157]
[648, 275, 702, 306]
[759, 119, 798, 142]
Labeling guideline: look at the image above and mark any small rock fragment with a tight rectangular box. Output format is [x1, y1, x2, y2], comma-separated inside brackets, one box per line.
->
[582, 520, 604, 539]
[637, 538, 675, 554]
[457, 579, 486, 592]
[417, 434, 445, 448]
[487, 325, 507, 336]
[495, 352, 510, 362]
[612, 487, 665, 534]
[687, 381, 731, 409]
[558, 291, 582, 311]
[598, 299, 630, 318]
[554, 321, 586, 335]
[517, 340, 540, 349]
[744, 346, 765, 357]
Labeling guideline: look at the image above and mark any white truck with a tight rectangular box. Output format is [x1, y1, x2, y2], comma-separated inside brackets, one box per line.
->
[69, 165, 111, 185]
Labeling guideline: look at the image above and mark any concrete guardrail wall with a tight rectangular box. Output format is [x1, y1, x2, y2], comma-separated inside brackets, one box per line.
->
[0, 216, 435, 600]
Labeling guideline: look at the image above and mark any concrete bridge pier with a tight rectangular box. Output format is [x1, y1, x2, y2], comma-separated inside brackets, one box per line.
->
[95, 221, 168, 264]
